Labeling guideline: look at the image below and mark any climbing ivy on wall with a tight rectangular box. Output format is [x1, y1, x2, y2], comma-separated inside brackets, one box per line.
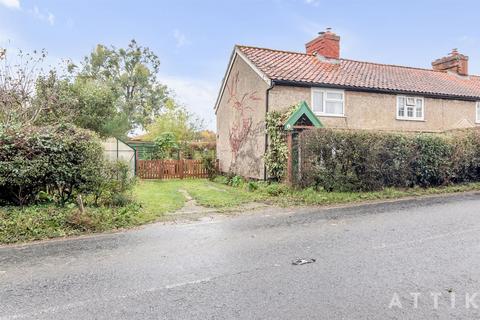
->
[264, 105, 299, 181]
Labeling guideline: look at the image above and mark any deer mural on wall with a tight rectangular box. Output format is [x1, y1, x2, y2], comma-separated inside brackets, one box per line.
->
[226, 70, 261, 161]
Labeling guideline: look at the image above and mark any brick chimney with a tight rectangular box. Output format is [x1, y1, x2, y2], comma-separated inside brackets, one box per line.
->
[305, 28, 340, 59]
[432, 49, 468, 76]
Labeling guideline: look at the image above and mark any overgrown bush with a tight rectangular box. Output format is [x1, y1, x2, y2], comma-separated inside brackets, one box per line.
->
[0, 123, 104, 205]
[91, 160, 136, 206]
[264, 111, 289, 181]
[201, 151, 217, 180]
[153, 132, 179, 159]
[212, 173, 246, 188]
[297, 128, 480, 191]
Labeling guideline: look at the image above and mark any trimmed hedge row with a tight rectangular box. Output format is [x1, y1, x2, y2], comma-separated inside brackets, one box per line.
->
[296, 128, 480, 191]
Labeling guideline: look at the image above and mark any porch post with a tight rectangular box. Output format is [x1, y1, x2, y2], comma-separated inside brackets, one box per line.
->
[286, 131, 293, 186]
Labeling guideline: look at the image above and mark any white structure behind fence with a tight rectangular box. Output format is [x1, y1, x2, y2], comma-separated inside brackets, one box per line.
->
[102, 138, 136, 176]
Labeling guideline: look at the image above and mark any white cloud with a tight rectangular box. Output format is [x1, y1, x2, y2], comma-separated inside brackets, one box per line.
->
[47, 12, 55, 25]
[30, 6, 55, 26]
[173, 29, 189, 48]
[304, 0, 320, 7]
[0, 0, 20, 9]
[159, 74, 218, 130]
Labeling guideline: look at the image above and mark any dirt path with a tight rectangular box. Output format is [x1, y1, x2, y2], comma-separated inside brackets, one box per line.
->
[174, 189, 213, 214]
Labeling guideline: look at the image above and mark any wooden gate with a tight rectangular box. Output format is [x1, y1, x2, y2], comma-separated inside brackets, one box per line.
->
[137, 159, 208, 179]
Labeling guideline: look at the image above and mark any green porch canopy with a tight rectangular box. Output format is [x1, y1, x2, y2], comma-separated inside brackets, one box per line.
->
[284, 101, 323, 131]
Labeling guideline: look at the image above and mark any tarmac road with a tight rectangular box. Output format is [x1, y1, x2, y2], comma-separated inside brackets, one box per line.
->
[2, 193, 480, 319]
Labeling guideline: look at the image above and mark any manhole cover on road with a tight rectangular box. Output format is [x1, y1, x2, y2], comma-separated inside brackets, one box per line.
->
[292, 258, 316, 266]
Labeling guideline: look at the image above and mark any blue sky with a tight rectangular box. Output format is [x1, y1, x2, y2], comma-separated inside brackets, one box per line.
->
[1, 0, 480, 130]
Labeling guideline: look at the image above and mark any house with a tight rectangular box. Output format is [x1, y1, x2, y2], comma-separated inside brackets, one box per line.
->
[214, 28, 480, 180]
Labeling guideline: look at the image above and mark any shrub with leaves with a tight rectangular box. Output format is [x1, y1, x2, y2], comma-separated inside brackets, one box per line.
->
[264, 111, 289, 181]
[297, 128, 480, 191]
[153, 132, 178, 159]
[0, 123, 103, 205]
[201, 151, 217, 180]
[91, 160, 136, 206]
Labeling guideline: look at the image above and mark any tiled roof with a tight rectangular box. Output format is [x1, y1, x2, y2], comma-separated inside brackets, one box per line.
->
[237, 45, 480, 100]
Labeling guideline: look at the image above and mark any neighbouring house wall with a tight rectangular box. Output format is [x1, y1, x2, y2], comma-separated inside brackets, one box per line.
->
[269, 85, 479, 132]
[215, 55, 268, 179]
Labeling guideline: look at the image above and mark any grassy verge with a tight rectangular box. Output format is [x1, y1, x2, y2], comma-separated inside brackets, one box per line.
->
[0, 179, 260, 245]
[0, 203, 142, 244]
[4, 179, 480, 245]
[134, 178, 480, 213]
[215, 178, 480, 207]
[265, 182, 480, 207]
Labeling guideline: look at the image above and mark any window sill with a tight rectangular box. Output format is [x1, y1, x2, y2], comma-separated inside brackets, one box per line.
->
[316, 113, 346, 118]
[396, 117, 426, 122]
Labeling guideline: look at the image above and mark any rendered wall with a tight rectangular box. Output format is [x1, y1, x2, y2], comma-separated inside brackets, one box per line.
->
[215, 55, 268, 179]
[269, 85, 478, 132]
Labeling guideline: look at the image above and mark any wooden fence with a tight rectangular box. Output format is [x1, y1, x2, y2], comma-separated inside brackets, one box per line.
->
[137, 159, 209, 179]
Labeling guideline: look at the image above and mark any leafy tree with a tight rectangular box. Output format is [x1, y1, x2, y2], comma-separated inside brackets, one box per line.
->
[71, 79, 125, 137]
[144, 103, 203, 144]
[74, 39, 171, 132]
[153, 132, 178, 159]
[34, 72, 125, 137]
[199, 130, 216, 143]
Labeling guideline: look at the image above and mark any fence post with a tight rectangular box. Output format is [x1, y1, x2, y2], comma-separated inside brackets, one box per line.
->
[179, 159, 184, 179]
[158, 160, 163, 180]
[135, 149, 139, 177]
[286, 131, 293, 186]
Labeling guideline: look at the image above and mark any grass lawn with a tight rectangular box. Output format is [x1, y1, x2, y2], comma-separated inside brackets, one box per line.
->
[133, 179, 261, 215]
[133, 180, 186, 219]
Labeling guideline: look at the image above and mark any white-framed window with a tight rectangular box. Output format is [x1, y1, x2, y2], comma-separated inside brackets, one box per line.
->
[397, 95, 424, 121]
[476, 102, 480, 124]
[311, 88, 345, 117]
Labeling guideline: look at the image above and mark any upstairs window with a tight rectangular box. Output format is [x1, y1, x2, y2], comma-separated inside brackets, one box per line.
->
[397, 96, 424, 120]
[311, 88, 345, 116]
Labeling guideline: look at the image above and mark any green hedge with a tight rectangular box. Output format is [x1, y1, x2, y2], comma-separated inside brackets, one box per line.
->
[296, 128, 480, 191]
[0, 124, 104, 205]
